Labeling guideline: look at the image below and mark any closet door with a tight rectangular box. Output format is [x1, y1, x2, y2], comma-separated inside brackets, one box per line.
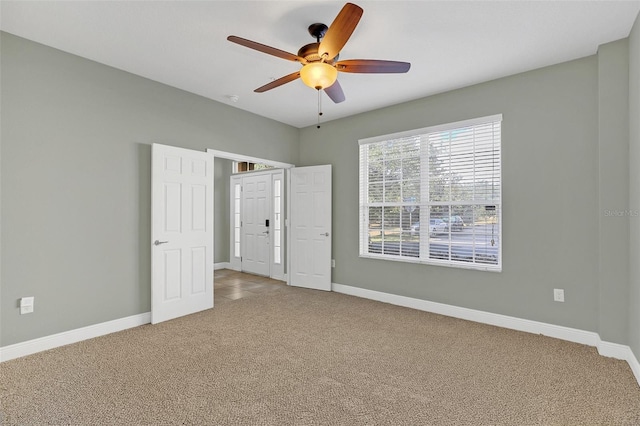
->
[289, 165, 332, 291]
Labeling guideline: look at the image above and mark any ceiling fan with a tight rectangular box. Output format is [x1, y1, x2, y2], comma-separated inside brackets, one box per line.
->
[227, 2, 411, 104]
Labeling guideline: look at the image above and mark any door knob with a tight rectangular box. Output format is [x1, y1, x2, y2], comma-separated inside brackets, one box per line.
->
[154, 240, 169, 246]
[320, 232, 329, 237]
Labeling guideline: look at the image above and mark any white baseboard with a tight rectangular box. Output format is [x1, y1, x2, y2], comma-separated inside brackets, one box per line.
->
[628, 348, 640, 387]
[3, 284, 639, 388]
[331, 283, 599, 345]
[598, 340, 640, 386]
[332, 282, 640, 387]
[214, 262, 230, 270]
[597, 340, 632, 360]
[0, 312, 151, 363]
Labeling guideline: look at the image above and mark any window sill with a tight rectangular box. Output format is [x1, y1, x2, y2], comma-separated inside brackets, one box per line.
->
[359, 252, 502, 273]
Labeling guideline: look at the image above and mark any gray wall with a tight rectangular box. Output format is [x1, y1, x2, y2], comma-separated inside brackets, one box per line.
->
[597, 39, 629, 345]
[0, 33, 299, 346]
[214, 157, 232, 264]
[629, 13, 640, 360]
[2, 25, 639, 360]
[300, 51, 630, 343]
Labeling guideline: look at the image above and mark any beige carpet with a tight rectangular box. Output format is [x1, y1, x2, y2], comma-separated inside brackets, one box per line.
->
[1, 284, 639, 425]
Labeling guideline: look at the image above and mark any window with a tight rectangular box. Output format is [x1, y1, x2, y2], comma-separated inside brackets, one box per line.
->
[233, 182, 241, 258]
[233, 161, 274, 173]
[359, 115, 502, 271]
[273, 178, 282, 265]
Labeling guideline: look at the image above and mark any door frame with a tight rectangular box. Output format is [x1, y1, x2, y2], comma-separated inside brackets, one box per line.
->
[206, 149, 294, 281]
[207, 149, 294, 170]
[230, 170, 285, 279]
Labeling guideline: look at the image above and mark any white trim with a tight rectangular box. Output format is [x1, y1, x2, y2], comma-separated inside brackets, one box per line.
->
[597, 341, 640, 387]
[332, 282, 640, 386]
[286, 170, 291, 287]
[358, 113, 503, 145]
[627, 349, 640, 387]
[597, 340, 632, 360]
[0, 313, 150, 363]
[271, 170, 285, 280]
[1, 289, 638, 388]
[229, 175, 242, 272]
[332, 283, 597, 345]
[358, 252, 502, 273]
[214, 262, 230, 270]
[206, 149, 294, 169]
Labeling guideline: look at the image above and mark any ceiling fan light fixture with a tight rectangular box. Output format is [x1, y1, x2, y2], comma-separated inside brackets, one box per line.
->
[300, 62, 338, 90]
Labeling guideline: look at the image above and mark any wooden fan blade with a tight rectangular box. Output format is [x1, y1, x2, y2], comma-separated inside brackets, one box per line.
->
[254, 71, 301, 93]
[318, 3, 363, 60]
[228, 36, 306, 63]
[336, 59, 411, 73]
[324, 80, 346, 103]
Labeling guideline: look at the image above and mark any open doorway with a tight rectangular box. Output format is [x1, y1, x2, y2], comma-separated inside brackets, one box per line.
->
[229, 169, 285, 280]
[207, 149, 294, 282]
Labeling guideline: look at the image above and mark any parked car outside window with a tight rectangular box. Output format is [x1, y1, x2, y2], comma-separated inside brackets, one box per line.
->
[411, 219, 449, 236]
[429, 219, 447, 236]
[443, 215, 465, 231]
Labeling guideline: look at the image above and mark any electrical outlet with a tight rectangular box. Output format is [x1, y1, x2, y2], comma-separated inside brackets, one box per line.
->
[331, 259, 336, 268]
[20, 296, 35, 314]
[553, 289, 565, 302]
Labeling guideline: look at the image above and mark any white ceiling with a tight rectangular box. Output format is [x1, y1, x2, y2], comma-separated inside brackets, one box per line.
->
[2, 1, 639, 128]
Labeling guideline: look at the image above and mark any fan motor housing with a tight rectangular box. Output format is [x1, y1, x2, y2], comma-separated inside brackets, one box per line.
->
[298, 43, 338, 64]
[298, 43, 321, 62]
[299, 23, 339, 63]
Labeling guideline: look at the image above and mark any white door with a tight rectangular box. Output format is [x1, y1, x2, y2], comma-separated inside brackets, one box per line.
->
[290, 165, 332, 291]
[242, 173, 271, 276]
[151, 143, 214, 324]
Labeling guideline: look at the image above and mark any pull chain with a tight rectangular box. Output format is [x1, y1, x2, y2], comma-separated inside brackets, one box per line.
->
[317, 89, 323, 129]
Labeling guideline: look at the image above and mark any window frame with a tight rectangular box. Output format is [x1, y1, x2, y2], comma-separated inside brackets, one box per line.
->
[358, 114, 502, 272]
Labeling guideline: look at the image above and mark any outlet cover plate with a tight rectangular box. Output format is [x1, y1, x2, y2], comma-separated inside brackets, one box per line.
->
[20, 296, 35, 314]
[553, 289, 565, 302]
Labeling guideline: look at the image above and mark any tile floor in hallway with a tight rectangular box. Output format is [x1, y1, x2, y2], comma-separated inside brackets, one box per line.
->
[214, 269, 288, 305]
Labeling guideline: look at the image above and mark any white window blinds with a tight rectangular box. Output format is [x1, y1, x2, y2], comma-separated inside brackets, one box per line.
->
[358, 115, 502, 271]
